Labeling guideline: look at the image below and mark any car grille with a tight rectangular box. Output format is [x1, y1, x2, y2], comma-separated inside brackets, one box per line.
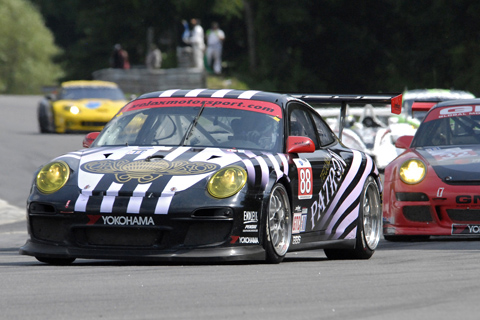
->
[403, 206, 433, 222]
[76, 227, 163, 247]
[184, 221, 232, 246]
[74, 221, 232, 247]
[82, 121, 107, 127]
[30, 215, 233, 248]
[447, 209, 480, 222]
[30, 216, 69, 242]
[396, 192, 429, 201]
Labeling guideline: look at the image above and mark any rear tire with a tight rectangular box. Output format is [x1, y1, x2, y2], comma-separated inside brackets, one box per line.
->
[384, 235, 430, 242]
[264, 184, 292, 264]
[324, 176, 381, 260]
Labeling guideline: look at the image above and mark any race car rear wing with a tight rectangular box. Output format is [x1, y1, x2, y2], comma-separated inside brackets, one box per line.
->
[292, 93, 402, 140]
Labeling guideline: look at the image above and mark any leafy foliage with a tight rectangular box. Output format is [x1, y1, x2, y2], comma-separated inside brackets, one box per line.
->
[26, 0, 480, 95]
[0, 0, 63, 93]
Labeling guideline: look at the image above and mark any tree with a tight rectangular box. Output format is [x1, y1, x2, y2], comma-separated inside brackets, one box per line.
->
[0, 0, 63, 94]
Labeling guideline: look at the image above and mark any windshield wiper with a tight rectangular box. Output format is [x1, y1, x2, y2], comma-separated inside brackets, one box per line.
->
[180, 101, 206, 146]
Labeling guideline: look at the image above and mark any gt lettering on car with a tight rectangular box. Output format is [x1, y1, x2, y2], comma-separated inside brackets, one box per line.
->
[426, 105, 480, 122]
[293, 159, 313, 199]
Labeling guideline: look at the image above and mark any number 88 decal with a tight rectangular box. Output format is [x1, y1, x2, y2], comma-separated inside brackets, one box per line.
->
[293, 159, 313, 199]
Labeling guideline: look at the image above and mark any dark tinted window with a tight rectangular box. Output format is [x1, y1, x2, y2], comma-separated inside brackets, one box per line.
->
[289, 105, 319, 149]
[311, 111, 336, 146]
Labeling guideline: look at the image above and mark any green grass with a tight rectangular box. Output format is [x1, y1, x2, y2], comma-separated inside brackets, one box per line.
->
[206, 74, 249, 90]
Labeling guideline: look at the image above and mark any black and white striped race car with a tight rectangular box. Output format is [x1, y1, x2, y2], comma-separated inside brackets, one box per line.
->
[20, 89, 399, 264]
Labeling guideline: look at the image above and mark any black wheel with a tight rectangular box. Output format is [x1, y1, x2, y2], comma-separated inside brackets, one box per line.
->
[264, 184, 292, 264]
[37, 103, 54, 133]
[36, 257, 75, 265]
[384, 235, 430, 242]
[324, 176, 381, 260]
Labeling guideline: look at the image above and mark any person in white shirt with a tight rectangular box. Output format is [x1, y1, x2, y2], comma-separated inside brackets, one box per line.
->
[189, 18, 205, 69]
[206, 22, 225, 74]
[146, 44, 162, 69]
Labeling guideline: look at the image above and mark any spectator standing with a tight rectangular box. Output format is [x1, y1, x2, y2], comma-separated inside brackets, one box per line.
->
[206, 22, 225, 75]
[111, 44, 130, 69]
[146, 44, 162, 69]
[189, 18, 205, 69]
[181, 19, 190, 46]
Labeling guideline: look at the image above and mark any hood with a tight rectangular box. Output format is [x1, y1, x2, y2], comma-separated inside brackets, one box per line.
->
[59, 146, 287, 196]
[56, 99, 125, 110]
[416, 145, 480, 183]
[55, 146, 289, 215]
[73, 146, 244, 194]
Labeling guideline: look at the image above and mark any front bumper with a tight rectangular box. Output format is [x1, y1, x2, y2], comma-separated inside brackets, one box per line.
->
[20, 239, 266, 262]
[21, 198, 267, 262]
[383, 184, 480, 236]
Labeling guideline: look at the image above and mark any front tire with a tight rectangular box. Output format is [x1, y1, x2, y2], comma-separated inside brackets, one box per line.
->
[324, 176, 381, 260]
[264, 184, 292, 264]
[37, 103, 55, 133]
[36, 257, 76, 265]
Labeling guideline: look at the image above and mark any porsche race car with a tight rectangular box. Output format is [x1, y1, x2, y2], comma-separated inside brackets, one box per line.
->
[37, 80, 127, 133]
[21, 89, 400, 264]
[383, 98, 480, 240]
[373, 88, 475, 170]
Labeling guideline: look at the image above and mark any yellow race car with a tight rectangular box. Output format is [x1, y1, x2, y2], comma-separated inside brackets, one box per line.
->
[37, 80, 128, 133]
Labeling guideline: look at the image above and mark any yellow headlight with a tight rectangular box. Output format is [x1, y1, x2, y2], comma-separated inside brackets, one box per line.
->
[399, 159, 426, 184]
[207, 166, 247, 198]
[36, 161, 70, 194]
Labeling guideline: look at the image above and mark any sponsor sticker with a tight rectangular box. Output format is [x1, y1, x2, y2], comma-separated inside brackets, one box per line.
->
[244, 211, 258, 224]
[87, 215, 155, 226]
[124, 97, 283, 118]
[426, 147, 477, 161]
[292, 235, 301, 245]
[243, 224, 258, 233]
[293, 159, 313, 199]
[292, 212, 307, 234]
[452, 224, 480, 235]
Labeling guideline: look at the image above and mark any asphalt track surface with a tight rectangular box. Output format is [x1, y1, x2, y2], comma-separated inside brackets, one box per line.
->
[1, 95, 480, 320]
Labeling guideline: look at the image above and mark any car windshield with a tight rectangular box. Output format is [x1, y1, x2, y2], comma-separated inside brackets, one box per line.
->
[412, 113, 480, 147]
[412, 110, 428, 122]
[59, 87, 125, 100]
[93, 106, 283, 152]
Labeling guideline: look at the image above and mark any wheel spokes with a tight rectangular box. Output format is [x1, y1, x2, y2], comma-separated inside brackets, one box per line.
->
[363, 184, 380, 249]
[268, 188, 290, 255]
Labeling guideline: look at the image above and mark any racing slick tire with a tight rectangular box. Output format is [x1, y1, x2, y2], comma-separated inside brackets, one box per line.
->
[37, 103, 55, 133]
[383, 235, 430, 242]
[324, 176, 381, 260]
[36, 257, 76, 265]
[264, 183, 292, 264]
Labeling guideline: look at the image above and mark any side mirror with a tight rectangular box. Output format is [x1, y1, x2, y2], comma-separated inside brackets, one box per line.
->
[46, 93, 56, 100]
[395, 135, 414, 149]
[83, 132, 100, 148]
[287, 136, 315, 153]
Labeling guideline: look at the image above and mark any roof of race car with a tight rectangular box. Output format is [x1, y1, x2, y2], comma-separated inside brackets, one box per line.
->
[421, 98, 480, 123]
[137, 89, 398, 109]
[135, 89, 400, 140]
[61, 80, 120, 88]
[137, 89, 293, 107]
[432, 98, 480, 108]
[402, 89, 474, 101]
